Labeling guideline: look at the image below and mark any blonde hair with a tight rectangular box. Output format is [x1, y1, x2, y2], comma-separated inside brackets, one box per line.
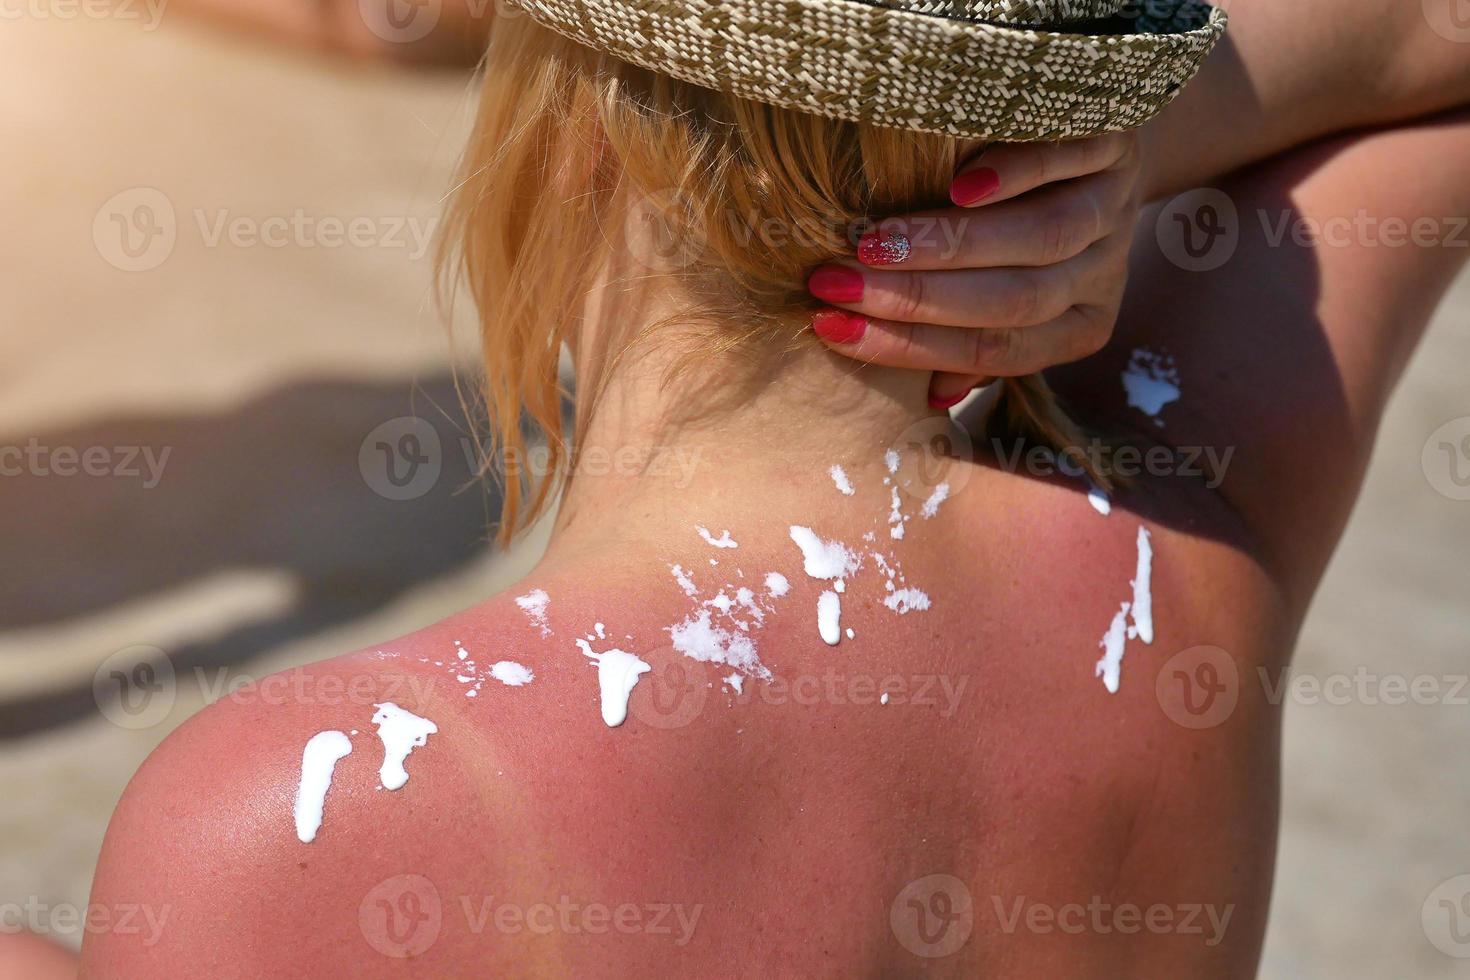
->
[440, 17, 1097, 545]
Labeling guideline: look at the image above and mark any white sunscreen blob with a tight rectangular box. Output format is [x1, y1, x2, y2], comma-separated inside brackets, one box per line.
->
[884, 589, 931, 614]
[880, 692, 890, 706]
[667, 609, 771, 678]
[921, 483, 950, 519]
[829, 465, 855, 496]
[578, 640, 651, 727]
[489, 661, 534, 686]
[1087, 484, 1112, 516]
[725, 673, 744, 695]
[789, 526, 860, 579]
[371, 702, 438, 791]
[697, 526, 739, 549]
[1122, 347, 1181, 421]
[884, 449, 900, 474]
[671, 564, 699, 597]
[294, 730, 352, 844]
[887, 486, 907, 540]
[817, 590, 842, 645]
[1095, 602, 1132, 694]
[764, 572, 790, 597]
[515, 589, 552, 636]
[1128, 526, 1154, 644]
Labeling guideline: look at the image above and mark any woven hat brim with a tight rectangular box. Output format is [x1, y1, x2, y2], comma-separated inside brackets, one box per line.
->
[510, 0, 1226, 141]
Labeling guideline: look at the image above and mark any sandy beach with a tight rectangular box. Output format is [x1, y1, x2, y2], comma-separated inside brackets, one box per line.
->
[1, 11, 1467, 975]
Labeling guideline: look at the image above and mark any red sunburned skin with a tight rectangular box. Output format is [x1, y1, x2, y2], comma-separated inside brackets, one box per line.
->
[857, 232, 911, 266]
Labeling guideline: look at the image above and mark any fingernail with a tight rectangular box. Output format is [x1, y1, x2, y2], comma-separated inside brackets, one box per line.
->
[807, 265, 865, 304]
[928, 390, 969, 410]
[950, 167, 1000, 207]
[811, 309, 868, 345]
[857, 232, 911, 266]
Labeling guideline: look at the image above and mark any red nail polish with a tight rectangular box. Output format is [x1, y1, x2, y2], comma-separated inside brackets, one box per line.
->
[950, 167, 1000, 206]
[928, 390, 968, 410]
[807, 265, 865, 304]
[857, 232, 912, 266]
[811, 309, 868, 345]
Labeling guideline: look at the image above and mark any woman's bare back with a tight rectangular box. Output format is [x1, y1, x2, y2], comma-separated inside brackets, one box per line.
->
[81, 113, 1470, 978]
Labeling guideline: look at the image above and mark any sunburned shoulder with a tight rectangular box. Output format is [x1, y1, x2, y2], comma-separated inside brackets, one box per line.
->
[80, 597, 670, 978]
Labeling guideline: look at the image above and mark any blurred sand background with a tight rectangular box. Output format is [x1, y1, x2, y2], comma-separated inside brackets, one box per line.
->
[0, 11, 1467, 976]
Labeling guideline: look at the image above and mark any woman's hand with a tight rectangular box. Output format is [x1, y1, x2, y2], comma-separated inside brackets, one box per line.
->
[807, 133, 1143, 407]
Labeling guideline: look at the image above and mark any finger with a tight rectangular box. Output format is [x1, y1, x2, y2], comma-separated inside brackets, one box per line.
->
[857, 167, 1135, 271]
[810, 305, 1114, 378]
[928, 373, 992, 410]
[811, 234, 1121, 329]
[950, 132, 1135, 208]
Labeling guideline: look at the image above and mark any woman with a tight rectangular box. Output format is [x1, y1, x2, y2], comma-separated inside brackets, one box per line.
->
[81, 1, 1470, 977]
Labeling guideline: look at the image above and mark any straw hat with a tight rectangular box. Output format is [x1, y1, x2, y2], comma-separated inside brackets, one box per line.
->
[508, 0, 1226, 141]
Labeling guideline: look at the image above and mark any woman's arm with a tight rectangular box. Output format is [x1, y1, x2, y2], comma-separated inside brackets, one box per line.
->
[1050, 108, 1470, 608]
[1143, 0, 1470, 199]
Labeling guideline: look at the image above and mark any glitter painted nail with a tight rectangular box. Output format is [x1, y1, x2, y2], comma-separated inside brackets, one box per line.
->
[857, 232, 912, 266]
[858, 232, 911, 265]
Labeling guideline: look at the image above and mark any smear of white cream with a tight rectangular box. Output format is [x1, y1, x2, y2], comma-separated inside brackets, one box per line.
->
[371, 702, 438, 791]
[667, 609, 771, 679]
[1122, 347, 1181, 422]
[1087, 484, 1112, 516]
[764, 572, 790, 597]
[697, 526, 739, 549]
[671, 564, 698, 597]
[817, 590, 842, 645]
[725, 673, 744, 695]
[1095, 602, 1132, 694]
[888, 486, 907, 540]
[884, 449, 900, 474]
[920, 483, 950, 519]
[1127, 526, 1154, 644]
[578, 640, 651, 727]
[515, 589, 552, 636]
[846, 627, 855, 639]
[294, 730, 352, 844]
[489, 661, 534, 686]
[830, 465, 855, 496]
[789, 526, 860, 579]
[884, 589, 931, 614]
